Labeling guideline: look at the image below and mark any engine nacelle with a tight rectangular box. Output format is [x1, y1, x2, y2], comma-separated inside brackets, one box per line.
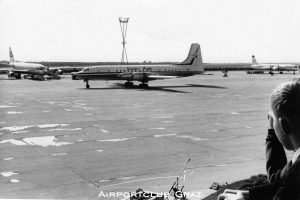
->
[118, 72, 153, 81]
[8, 71, 15, 77]
[118, 73, 134, 80]
[272, 66, 279, 70]
[132, 73, 147, 81]
[57, 68, 63, 75]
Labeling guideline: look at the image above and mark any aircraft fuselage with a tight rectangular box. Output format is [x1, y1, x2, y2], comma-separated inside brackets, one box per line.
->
[10, 62, 47, 75]
[76, 64, 203, 81]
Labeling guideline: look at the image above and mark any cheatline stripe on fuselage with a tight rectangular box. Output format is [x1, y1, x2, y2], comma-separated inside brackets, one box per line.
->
[77, 71, 203, 80]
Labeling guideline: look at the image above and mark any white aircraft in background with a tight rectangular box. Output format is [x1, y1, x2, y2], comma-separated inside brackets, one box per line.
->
[75, 43, 205, 88]
[7, 47, 61, 80]
[251, 55, 299, 75]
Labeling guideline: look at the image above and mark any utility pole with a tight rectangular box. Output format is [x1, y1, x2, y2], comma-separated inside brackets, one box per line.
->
[119, 17, 129, 64]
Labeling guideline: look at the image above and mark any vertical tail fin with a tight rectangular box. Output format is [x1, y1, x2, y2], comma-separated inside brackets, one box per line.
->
[179, 43, 203, 66]
[251, 55, 258, 65]
[9, 47, 15, 63]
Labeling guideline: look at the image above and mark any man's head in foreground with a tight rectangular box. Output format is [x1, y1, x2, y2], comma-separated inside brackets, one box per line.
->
[218, 78, 300, 200]
[271, 78, 300, 151]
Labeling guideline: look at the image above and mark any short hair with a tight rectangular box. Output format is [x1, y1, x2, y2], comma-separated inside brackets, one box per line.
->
[271, 78, 300, 127]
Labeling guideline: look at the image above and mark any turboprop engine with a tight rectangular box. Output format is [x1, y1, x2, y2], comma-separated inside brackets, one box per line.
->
[118, 72, 155, 81]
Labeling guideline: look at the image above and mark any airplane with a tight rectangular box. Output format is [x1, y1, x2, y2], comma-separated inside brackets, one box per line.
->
[75, 43, 205, 89]
[250, 55, 299, 75]
[7, 47, 61, 80]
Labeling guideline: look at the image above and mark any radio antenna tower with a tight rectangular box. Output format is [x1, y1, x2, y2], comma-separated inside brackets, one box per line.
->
[119, 17, 129, 64]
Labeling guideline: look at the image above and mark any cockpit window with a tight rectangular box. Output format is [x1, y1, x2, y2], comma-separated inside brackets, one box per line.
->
[83, 67, 90, 71]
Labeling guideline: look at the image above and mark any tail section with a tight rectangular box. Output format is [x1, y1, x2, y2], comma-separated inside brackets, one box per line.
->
[9, 47, 15, 63]
[251, 55, 258, 65]
[179, 43, 203, 67]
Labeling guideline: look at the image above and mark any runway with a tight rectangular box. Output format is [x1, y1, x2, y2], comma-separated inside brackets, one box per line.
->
[0, 71, 298, 199]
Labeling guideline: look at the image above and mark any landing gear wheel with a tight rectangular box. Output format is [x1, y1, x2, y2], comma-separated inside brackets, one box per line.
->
[84, 80, 90, 89]
[139, 83, 148, 88]
[85, 80, 90, 89]
[124, 81, 134, 87]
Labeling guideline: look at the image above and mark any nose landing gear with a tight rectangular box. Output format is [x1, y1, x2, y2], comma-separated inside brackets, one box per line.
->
[84, 80, 90, 89]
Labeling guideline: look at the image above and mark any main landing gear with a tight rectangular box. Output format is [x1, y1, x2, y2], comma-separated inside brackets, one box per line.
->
[139, 83, 148, 88]
[124, 81, 134, 87]
[24, 74, 45, 81]
[8, 73, 22, 79]
[84, 80, 90, 89]
[124, 81, 148, 88]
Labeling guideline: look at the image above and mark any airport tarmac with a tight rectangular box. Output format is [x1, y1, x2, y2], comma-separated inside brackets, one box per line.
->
[0, 71, 299, 199]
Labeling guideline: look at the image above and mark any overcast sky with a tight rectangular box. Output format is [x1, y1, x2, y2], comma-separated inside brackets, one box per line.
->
[1, 0, 300, 63]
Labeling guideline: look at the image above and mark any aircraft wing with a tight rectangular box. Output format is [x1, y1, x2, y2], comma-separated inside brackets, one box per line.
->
[0, 68, 10, 74]
[11, 69, 32, 74]
[0, 63, 11, 74]
[148, 75, 178, 80]
[118, 72, 177, 81]
[48, 67, 62, 75]
[53, 66, 84, 74]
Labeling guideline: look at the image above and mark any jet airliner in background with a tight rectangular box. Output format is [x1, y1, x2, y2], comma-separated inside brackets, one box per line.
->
[7, 47, 61, 80]
[75, 43, 205, 88]
[251, 55, 299, 75]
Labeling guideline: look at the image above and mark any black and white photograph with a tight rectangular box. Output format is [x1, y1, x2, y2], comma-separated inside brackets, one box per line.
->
[1, 0, 300, 199]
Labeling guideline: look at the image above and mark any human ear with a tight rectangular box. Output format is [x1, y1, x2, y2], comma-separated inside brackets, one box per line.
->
[279, 118, 291, 136]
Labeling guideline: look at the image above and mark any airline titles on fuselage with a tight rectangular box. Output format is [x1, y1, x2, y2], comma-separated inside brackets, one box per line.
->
[127, 67, 152, 72]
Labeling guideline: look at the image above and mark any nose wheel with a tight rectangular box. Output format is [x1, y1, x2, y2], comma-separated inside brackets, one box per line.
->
[85, 80, 90, 89]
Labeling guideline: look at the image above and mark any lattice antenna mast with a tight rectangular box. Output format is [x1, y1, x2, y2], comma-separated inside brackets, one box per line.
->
[119, 17, 129, 64]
